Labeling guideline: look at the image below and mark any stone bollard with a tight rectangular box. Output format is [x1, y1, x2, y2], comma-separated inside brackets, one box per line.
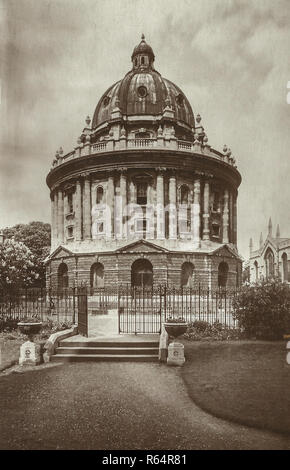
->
[19, 341, 41, 366]
[167, 342, 185, 366]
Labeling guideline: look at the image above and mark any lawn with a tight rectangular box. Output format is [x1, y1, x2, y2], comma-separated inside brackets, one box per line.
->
[181, 340, 290, 435]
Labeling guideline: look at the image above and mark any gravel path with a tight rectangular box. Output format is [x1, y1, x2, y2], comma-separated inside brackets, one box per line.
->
[0, 362, 289, 450]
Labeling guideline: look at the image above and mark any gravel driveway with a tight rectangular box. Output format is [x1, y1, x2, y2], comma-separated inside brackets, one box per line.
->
[0, 362, 289, 450]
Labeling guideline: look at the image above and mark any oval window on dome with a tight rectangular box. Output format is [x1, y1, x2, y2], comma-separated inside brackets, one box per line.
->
[176, 93, 184, 106]
[137, 86, 147, 98]
[103, 96, 110, 107]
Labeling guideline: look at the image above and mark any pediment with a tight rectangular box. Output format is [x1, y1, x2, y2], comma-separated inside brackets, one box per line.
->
[116, 239, 168, 253]
[211, 244, 241, 260]
[48, 245, 74, 260]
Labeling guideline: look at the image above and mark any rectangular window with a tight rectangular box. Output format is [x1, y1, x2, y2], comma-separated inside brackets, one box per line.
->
[67, 226, 73, 238]
[212, 192, 220, 213]
[136, 218, 147, 233]
[68, 193, 73, 213]
[212, 224, 220, 237]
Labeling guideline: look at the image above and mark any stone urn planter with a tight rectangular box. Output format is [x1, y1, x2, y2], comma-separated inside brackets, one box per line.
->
[164, 318, 188, 366]
[17, 321, 42, 366]
[18, 321, 42, 338]
[164, 322, 188, 339]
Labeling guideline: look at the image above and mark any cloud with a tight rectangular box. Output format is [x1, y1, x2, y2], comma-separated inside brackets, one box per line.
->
[0, 0, 289, 258]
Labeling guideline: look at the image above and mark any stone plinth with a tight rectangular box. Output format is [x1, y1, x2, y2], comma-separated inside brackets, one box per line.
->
[19, 341, 41, 366]
[167, 342, 185, 366]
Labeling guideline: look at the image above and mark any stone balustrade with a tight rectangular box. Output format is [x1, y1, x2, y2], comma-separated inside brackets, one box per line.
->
[50, 138, 237, 171]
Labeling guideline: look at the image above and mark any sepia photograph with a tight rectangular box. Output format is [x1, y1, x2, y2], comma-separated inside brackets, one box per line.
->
[0, 0, 290, 456]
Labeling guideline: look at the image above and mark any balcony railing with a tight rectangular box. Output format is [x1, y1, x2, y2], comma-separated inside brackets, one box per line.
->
[51, 138, 237, 171]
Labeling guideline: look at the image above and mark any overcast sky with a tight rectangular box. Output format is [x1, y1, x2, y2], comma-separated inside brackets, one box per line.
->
[0, 0, 290, 259]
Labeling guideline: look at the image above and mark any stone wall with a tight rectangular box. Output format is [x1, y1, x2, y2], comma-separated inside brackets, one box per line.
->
[47, 251, 241, 290]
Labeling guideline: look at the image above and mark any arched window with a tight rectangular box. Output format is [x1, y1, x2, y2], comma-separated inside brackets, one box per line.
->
[136, 182, 147, 206]
[180, 185, 190, 204]
[135, 131, 150, 138]
[265, 248, 274, 279]
[254, 261, 259, 282]
[96, 186, 104, 204]
[181, 262, 195, 288]
[282, 253, 290, 283]
[141, 56, 145, 65]
[90, 263, 104, 288]
[58, 263, 68, 290]
[131, 259, 153, 288]
[218, 262, 229, 288]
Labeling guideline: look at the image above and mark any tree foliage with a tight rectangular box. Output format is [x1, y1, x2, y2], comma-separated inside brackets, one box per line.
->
[0, 239, 38, 291]
[233, 279, 290, 340]
[2, 221, 51, 287]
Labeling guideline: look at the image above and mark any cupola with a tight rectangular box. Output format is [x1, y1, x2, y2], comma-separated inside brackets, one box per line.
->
[131, 34, 155, 70]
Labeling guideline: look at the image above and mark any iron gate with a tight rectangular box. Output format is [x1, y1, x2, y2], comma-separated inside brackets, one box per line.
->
[77, 286, 88, 336]
[117, 285, 237, 333]
[118, 286, 162, 334]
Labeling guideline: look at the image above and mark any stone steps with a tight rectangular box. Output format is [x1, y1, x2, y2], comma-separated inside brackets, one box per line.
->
[51, 339, 159, 363]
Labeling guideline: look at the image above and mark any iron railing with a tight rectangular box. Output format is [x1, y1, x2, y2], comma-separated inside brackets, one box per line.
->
[0, 286, 239, 332]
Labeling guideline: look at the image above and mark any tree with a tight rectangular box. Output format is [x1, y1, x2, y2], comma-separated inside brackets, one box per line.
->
[2, 221, 51, 286]
[0, 239, 38, 291]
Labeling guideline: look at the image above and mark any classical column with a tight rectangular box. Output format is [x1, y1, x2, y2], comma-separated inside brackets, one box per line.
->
[120, 171, 127, 238]
[168, 174, 177, 239]
[83, 175, 91, 239]
[106, 175, 115, 238]
[193, 178, 201, 247]
[233, 191, 237, 246]
[202, 180, 210, 241]
[229, 190, 233, 244]
[57, 188, 64, 245]
[156, 171, 165, 239]
[146, 183, 154, 239]
[75, 180, 82, 241]
[222, 188, 229, 244]
[50, 191, 56, 250]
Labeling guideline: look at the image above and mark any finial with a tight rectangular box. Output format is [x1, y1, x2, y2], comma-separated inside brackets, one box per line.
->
[55, 150, 60, 159]
[268, 217, 272, 237]
[227, 148, 232, 157]
[59, 146, 63, 155]
[141, 33, 145, 40]
[77, 136, 82, 145]
[203, 134, 208, 143]
[196, 114, 201, 124]
[259, 232, 263, 248]
[223, 145, 228, 154]
[276, 224, 280, 238]
[85, 115, 91, 126]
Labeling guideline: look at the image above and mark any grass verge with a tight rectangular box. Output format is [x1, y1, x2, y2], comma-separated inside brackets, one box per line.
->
[180, 340, 290, 435]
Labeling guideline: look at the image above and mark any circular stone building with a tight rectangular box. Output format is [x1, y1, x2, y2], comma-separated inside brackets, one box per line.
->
[46, 35, 242, 291]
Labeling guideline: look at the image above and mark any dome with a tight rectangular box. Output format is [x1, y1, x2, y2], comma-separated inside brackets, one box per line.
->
[92, 36, 195, 129]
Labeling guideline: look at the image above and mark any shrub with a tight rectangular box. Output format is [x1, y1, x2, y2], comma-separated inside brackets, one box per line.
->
[233, 279, 290, 340]
[184, 320, 242, 341]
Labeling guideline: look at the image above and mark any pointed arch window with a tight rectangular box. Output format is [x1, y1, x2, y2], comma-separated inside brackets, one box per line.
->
[265, 248, 275, 279]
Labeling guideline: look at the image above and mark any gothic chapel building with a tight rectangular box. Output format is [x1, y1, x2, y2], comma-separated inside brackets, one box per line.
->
[46, 36, 242, 290]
